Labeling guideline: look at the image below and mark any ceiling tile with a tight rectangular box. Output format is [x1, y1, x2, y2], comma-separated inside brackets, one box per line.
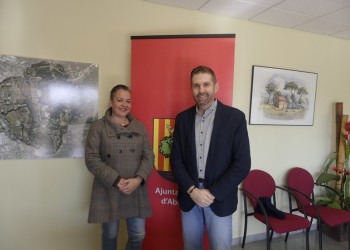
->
[274, 0, 350, 17]
[200, 0, 269, 19]
[141, 0, 350, 40]
[251, 8, 312, 28]
[332, 28, 350, 40]
[143, 0, 208, 10]
[322, 5, 350, 26]
[294, 18, 350, 35]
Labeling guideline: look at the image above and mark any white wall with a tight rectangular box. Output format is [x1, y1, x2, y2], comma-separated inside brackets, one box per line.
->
[1, 0, 350, 249]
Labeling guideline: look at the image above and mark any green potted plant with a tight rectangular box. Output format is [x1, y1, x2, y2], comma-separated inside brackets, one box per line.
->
[315, 120, 350, 241]
[315, 152, 350, 209]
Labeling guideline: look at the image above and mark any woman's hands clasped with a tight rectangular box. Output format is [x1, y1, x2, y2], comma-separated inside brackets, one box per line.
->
[117, 176, 143, 195]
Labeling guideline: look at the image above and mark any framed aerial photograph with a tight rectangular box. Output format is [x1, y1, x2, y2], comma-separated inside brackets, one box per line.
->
[0, 55, 99, 160]
[249, 66, 318, 126]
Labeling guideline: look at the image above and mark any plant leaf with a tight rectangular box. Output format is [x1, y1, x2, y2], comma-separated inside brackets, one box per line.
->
[315, 196, 332, 202]
[322, 152, 338, 173]
[316, 173, 340, 185]
[327, 202, 342, 209]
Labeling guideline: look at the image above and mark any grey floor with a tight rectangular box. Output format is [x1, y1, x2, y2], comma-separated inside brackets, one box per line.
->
[233, 230, 348, 250]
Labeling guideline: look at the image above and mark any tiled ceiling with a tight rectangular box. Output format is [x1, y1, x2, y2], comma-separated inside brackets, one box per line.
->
[144, 0, 350, 40]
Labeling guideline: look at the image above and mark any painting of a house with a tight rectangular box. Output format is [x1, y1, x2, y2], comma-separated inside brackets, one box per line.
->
[274, 96, 288, 110]
[250, 66, 317, 125]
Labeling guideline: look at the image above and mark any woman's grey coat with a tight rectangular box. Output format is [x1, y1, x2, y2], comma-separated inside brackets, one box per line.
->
[85, 108, 154, 223]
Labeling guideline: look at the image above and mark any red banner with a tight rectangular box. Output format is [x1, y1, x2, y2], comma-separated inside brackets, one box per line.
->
[130, 34, 235, 250]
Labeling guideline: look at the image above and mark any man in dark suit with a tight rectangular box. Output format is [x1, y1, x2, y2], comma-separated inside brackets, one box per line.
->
[170, 65, 251, 250]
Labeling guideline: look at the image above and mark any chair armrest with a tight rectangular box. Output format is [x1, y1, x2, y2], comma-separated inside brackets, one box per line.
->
[276, 185, 308, 218]
[284, 185, 322, 221]
[240, 188, 270, 227]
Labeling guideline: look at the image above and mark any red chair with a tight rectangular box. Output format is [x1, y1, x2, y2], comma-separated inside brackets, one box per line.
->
[241, 169, 310, 250]
[286, 167, 350, 250]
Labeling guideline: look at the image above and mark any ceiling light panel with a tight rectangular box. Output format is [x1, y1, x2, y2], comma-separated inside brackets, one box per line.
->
[238, 0, 284, 7]
[200, 0, 269, 19]
[143, 0, 208, 10]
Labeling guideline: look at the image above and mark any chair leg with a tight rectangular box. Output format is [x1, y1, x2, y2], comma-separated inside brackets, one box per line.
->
[241, 214, 247, 248]
[306, 227, 310, 250]
[266, 225, 271, 250]
[318, 221, 323, 250]
[285, 232, 289, 242]
[347, 222, 350, 250]
[241, 198, 248, 249]
[269, 230, 274, 242]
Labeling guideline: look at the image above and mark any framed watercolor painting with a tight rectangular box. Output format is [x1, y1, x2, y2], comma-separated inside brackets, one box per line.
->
[249, 66, 318, 126]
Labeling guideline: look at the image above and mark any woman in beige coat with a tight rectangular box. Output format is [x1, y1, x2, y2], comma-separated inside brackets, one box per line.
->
[85, 84, 154, 250]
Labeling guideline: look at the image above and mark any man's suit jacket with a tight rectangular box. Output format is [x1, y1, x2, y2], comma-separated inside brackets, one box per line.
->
[170, 100, 251, 217]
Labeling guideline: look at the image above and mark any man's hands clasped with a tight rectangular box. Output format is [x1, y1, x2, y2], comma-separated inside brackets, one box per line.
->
[188, 186, 215, 208]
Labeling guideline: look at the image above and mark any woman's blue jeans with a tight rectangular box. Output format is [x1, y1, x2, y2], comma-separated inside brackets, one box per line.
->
[181, 183, 233, 250]
[102, 217, 145, 250]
